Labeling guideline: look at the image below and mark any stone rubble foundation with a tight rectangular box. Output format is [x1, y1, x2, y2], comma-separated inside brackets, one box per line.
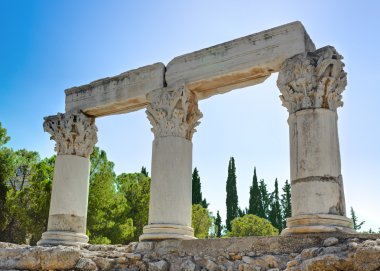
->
[1, 234, 380, 271]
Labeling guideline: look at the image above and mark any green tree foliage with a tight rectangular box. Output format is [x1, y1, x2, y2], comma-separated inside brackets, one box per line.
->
[192, 167, 209, 208]
[192, 168, 202, 205]
[228, 214, 279, 237]
[0, 121, 157, 245]
[7, 156, 55, 245]
[350, 207, 365, 230]
[0, 145, 16, 239]
[116, 172, 150, 242]
[226, 157, 239, 231]
[281, 180, 291, 229]
[238, 207, 247, 217]
[0, 149, 42, 244]
[0, 139, 54, 245]
[24, 156, 54, 244]
[259, 179, 270, 219]
[248, 167, 265, 218]
[0, 148, 15, 232]
[87, 147, 134, 244]
[0, 122, 10, 147]
[268, 179, 283, 232]
[0, 122, 13, 229]
[215, 210, 222, 238]
[8, 149, 39, 191]
[191, 204, 213, 238]
[140, 166, 149, 177]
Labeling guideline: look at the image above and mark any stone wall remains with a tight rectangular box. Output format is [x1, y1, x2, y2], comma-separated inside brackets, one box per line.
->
[1, 234, 380, 271]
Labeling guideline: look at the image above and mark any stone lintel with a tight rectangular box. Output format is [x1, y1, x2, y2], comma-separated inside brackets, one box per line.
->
[63, 22, 314, 117]
[166, 21, 315, 99]
[65, 63, 165, 117]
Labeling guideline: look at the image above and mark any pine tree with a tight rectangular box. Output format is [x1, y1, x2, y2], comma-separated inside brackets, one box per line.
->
[350, 207, 365, 230]
[248, 167, 264, 217]
[259, 179, 270, 219]
[215, 210, 222, 237]
[268, 178, 283, 232]
[226, 157, 239, 232]
[281, 180, 291, 229]
[192, 168, 209, 208]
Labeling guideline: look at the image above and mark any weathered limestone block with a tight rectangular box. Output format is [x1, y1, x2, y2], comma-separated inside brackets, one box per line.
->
[65, 63, 165, 116]
[75, 258, 98, 271]
[167, 21, 315, 100]
[0, 246, 80, 270]
[323, 237, 339, 247]
[38, 111, 97, 246]
[3, 235, 380, 271]
[180, 259, 196, 271]
[140, 86, 201, 241]
[277, 46, 346, 114]
[146, 85, 202, 140]
[148, 260, 169, 271]
[43, 111, 97, 158]
[64, 22, 314, 118]
[277, 46, 353, 235]
[288, 110, 342, 181]
[354, 242, 380, 271]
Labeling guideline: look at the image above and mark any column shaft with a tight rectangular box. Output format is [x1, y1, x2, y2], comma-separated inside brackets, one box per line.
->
[140, 85, 201, 241]
[283, 109, 352, 234]
[38, 111, 97, 246]
[277, 46, 354, 234]
[38, 155, 90, 245]
[141, 137, 194, 240]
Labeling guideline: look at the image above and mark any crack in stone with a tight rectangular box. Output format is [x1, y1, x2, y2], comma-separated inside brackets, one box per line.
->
[291, 175, 342, 185]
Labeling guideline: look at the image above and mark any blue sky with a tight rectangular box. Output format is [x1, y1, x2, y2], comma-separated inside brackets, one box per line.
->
[1, 1, 379, 231]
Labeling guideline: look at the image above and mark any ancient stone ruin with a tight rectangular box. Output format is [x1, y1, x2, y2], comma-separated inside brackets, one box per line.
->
[2, 21, 379, 271]
[38, 21, 353, 246]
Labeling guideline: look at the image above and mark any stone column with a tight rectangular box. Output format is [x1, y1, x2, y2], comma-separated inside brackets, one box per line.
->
[277, 46, 355, 235]
[38, 111, 97, 246]
[139, 85, 202, 241]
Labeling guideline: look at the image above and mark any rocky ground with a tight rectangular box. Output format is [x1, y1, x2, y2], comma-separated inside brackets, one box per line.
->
[1, 234, 380, 271]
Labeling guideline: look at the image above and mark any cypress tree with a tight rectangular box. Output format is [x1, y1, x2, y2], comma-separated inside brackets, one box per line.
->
[248, 167, 264, 217]
[192, 167, 209, 208]
[268, 178, 283, 232]
[192, 167, 202, 205]
[226, 157, 239, 232]
[215, 210, 222, 237]
[281, 180, 291, 229]
[259, 179, 270, 219]
[141, 166, 149, 177]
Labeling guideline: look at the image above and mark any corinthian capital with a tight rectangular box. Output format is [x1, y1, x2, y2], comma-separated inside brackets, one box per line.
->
[277, 46, 347, 114]
[43, 111, 97, 158]
[146, 85, 202, 140]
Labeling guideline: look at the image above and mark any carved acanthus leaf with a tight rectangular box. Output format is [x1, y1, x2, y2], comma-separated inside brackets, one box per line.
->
[277, 46, 347, 114]
[43, 111, 98, 158]
[146, 86, 202, 140]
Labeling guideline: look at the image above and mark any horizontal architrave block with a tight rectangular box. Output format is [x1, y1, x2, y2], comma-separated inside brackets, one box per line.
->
[64, 22, 315, 117]
[166, 21, 315, 99]
[65, 63, 165, 117]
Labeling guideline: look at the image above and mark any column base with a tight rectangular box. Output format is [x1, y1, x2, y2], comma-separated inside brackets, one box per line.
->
[281, 214, 356, 235]
[37, 231, 89, 247]
[139, 224, 196, 241]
